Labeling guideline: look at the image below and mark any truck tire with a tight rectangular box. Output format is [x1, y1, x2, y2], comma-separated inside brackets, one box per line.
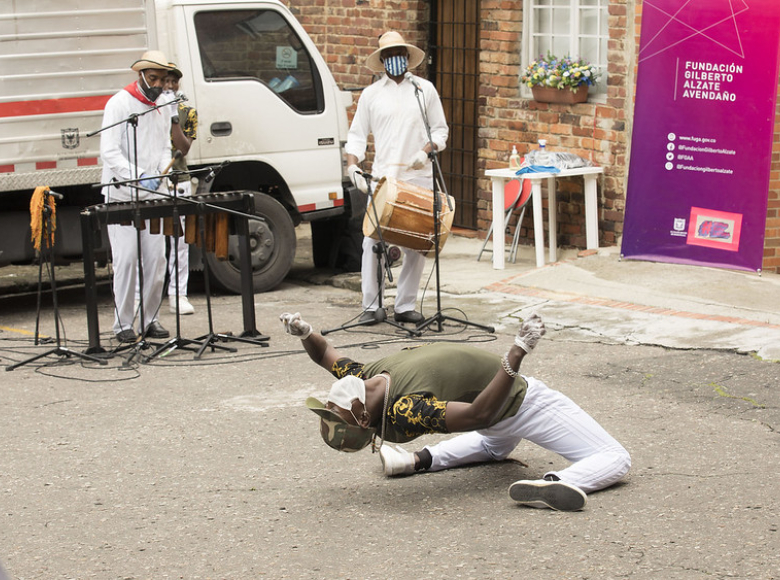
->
[206, 193, 296, 294]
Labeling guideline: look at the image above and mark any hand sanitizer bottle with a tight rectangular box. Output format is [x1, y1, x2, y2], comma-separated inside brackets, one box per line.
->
[509, 145, 521, 170]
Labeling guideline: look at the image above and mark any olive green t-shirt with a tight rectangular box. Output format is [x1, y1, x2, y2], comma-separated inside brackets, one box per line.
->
[330, 343, 527, 443]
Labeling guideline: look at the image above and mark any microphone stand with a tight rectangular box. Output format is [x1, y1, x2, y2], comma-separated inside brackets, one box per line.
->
[145, 172, 204, 360]
[322, 174, 420, 337]
[7, 189, 107, 371]
[408, 76, 494, 335]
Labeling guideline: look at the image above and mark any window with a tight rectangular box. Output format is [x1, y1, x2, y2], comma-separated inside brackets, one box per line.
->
[522, 0, 609, 97]
[194, 9, 323, 113]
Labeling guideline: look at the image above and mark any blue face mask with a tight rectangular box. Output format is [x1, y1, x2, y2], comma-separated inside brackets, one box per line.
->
[383, 54, 408, 77]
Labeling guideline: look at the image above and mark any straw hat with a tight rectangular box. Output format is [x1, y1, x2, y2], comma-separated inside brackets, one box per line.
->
[365, 31, 425, 73]
[167, 63, 183, 79]
[131, 50, 174, 72]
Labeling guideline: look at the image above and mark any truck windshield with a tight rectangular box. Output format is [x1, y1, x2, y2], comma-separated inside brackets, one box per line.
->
[194, 9, 324, 114]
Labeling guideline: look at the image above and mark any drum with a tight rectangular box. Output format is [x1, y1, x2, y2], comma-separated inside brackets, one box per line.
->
[362, 177, 455, 257]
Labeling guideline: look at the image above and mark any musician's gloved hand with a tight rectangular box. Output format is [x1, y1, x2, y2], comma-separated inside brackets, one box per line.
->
[139, 174, 161, 191]
[515, 313, 546, 354]
[408, 149, 429, 170]
[280, 312, 313, 340]
[348, 164, 368, 194]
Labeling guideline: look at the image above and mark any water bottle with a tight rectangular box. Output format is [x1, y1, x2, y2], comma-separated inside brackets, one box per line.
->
[537, 139, 551, 166]
[508, 145, 521, 170]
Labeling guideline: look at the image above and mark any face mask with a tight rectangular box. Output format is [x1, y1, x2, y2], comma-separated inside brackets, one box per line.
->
[383, 54, 408, 77]
[140, 72, 163, 102]
[327, 375, 366, 411]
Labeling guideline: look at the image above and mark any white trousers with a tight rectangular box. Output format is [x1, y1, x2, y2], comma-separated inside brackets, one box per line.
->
[167, 179, 191, 298]
[108, 222, 166, 334]
[425, 377, 631, 493]
[167, 217, 189, 298]
[361, 175, 430, 313]
[361, 236, 425, 313]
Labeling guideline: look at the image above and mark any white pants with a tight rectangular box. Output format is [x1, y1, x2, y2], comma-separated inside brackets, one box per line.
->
[167, 217, 189, 298]
[361, 237, 425, 313]
[425, 377, 631, 493]
[108, 222, 166, 334]
[167, 179, 191, 298]
[361, 175, 429, 314]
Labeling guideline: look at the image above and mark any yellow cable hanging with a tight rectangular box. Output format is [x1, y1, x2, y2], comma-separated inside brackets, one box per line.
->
[29, 185, 57, 251]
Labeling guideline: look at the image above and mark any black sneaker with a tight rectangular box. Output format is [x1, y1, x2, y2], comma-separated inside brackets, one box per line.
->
[145, 321, 170, 339]
[359, 311, 378, 325]
[508, 479, 587, 511]
[115, 329, 138, 344]
[393, 310, 424, 324]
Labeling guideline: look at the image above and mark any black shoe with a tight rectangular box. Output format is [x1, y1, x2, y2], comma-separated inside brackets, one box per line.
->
[508, 479, 587, 511]
[115, 329, 138, 343]
[359, 311, 378, 325]
[393, 310, 424, 324]
[145, 321, 170, 339]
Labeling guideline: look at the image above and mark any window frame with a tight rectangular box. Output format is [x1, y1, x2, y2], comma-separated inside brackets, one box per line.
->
[521, 0, 609, 101]
[193, 8, 324, 114]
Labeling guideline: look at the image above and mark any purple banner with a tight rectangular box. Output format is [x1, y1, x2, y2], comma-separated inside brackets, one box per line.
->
[622, 0, 780, 271]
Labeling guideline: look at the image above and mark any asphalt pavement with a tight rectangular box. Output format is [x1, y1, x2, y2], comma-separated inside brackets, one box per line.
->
[0, 226, 778, 579]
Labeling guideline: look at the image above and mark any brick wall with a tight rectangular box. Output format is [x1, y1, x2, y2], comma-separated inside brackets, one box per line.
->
[767, 88, 780, 272]
[282, 1, 429, 92]
[477, 1, 633, 250]
[282, 0, 780, 274]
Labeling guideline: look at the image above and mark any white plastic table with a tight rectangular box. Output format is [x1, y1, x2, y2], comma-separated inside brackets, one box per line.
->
[485, 166, 603, 269]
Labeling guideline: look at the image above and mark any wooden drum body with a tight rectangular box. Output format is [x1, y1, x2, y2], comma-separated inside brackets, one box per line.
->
[362, 177, 455, 257]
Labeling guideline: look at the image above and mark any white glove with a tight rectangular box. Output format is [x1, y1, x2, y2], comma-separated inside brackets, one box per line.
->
[279, 312, 313, 340]
[515, 313, 546, 354]
[408, 150, 429, 170]
[348, 164, 368, 194]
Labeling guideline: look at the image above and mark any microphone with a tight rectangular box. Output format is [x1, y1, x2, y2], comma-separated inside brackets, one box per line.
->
[205, 161, 229, 183]
[404, 71, 421, 91]
[387, 245, 402, 266]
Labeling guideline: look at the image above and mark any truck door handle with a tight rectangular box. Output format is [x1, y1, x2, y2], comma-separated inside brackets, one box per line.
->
[210, 122, 232, 137]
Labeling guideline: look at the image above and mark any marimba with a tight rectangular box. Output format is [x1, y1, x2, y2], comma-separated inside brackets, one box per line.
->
[79, 191, 261, 352]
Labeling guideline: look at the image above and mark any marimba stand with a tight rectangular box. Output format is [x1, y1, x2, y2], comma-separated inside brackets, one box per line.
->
[79, 191, 268, 355]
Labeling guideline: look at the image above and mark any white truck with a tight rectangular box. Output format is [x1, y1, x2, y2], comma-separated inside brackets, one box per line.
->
[0, 0, 362, 293]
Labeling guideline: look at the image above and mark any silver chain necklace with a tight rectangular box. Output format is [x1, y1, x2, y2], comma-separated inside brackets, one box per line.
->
[372, 374, 390, 453]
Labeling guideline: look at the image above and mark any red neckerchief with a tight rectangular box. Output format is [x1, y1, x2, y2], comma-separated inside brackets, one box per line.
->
[123, 81, 159, 110]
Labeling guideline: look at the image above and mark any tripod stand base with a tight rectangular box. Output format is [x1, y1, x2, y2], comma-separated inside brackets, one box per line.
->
[145, 336, 204, 361]
[322, 308, 421, 337]
[191, 333, 239, 359]
[6, 346, 108, 371]
[416, 311, 495, 334]
[195, 331, 271, 348]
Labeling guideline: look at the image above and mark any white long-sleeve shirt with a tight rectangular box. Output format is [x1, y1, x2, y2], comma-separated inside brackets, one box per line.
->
[345, 73, 449, 183]
[100, 85, 173, 202]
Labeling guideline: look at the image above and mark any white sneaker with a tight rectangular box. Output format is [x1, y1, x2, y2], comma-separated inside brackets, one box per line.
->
[169, 295, 195, 315]
[379, 445, 415, 477]
[508, 479, 587, 511]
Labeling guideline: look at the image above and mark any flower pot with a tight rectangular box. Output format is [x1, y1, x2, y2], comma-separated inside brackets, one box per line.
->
[531, 85, 589, 104]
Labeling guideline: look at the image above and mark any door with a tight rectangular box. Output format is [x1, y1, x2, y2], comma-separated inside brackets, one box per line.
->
[179, 5, 345, 208]
[431, 0, 481, 229]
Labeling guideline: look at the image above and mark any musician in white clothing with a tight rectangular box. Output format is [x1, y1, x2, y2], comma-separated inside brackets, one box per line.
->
[100, 50, 174, 343]
[345, 31, 449, 325]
